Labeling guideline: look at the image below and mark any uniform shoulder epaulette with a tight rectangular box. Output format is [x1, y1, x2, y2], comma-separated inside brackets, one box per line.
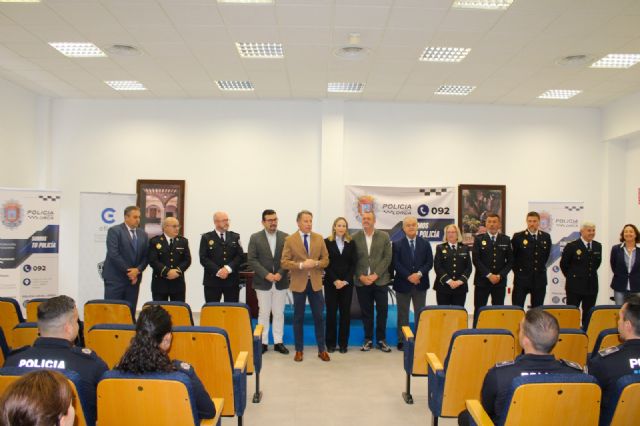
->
[71, 346, 95, 358]
[495, 360, 515, 368]
[560, 359, 584, 371]
[598, 345, 620, 357]
[174, 360, 191, 371]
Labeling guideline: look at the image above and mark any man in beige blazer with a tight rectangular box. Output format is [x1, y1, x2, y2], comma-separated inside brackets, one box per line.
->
[281, 210, 330, 362]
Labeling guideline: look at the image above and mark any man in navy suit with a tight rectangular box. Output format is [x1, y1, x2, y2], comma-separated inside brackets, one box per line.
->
[102, 205, 149, 312]
[393, 216, 433, 350]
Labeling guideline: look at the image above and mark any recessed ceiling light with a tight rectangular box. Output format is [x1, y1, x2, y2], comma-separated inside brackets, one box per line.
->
[590, 54, 640, 69]
[419, 47, 471, 63]
[538, 89, 581, 100]
[327, 82, 365, 93]
[452, 0, 514, 10]
[435, 85, 476, 96]
[236, 42, 283, 58]
[216, 80, 254, 91]
[105, 80, 147, 91]
[49, 42, 106, 58]
[218, 0, 272, 3]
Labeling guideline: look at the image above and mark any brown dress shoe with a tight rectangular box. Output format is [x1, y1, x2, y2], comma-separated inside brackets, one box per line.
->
[294, 351, 303, 362]
[318, 351, 331, 362]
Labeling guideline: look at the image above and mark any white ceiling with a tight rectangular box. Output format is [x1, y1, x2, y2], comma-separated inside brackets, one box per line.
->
[0, 0, 639, 106]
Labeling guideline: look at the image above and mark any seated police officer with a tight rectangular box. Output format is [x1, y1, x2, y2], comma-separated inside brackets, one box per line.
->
[587, 295, 640, 418]
[458, 309, 584, 425]
[3, 295, 108, 426]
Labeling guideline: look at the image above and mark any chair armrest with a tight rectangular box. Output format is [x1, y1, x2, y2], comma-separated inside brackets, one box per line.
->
[202, 398, 223, 426]
[252, 325, 263, 373]
[253, 324, 264, 339]
[235, 351, 249, 372]
[402, 326, 414, 341]
[466, 400, 494, 426]
[232, 353, 248, 417]
[426, 353, 443, 373]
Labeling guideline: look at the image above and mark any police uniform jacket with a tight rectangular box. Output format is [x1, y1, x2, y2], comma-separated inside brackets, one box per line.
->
[472, 233, 514, 288]
[199, 230, 244, 288]
[172, 359, 216, 420]
[587, 339, 640, 415]
[433, 242, 472, 294]
[148, 234, 192, 294]
[560, 239, 602, 295]
[3, 337, 108, 426]
[511, 230, 552, 290]
[481, 354, 584, 423]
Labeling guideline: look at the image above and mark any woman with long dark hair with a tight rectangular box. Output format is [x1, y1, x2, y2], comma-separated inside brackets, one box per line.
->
[115, 305, 215, 419]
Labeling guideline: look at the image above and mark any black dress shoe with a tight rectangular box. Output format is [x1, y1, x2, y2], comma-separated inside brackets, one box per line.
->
[327, 347, 336, 353]
[397, 342, 404, 351]
[274, 343, 289, 354]
[339, 347, 348, 354]
[262, 344, 268, 354]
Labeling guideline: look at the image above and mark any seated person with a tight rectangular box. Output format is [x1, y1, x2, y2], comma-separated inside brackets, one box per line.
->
[0, 369, 75, 426]
[115, 305, 215, 419]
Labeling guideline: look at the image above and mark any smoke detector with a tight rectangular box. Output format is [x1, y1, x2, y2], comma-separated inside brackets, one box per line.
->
[105, 44, 142, 56]
[334, 33, 369, 60]
[556, 54, 591, 67]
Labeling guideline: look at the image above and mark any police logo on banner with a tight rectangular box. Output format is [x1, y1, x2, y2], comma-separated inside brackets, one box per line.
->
[2, 200, 23, 229]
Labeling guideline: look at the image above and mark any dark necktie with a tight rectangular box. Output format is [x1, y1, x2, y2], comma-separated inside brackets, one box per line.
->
[410, 239, 415, 260]
[220, 232, 225, 243]
[130, 229, 138, 254]
[532, 233, 537, 241]
[304, 234, 309, 254]
[491, 235, 496, 243]
[169, 238, 174, 251]
[450, 244, 456, 251]
[587, 242, 592, 251]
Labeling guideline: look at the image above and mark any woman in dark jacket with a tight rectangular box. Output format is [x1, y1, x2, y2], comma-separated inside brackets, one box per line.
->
[324, 217, 357, 353]
[610, 224, 640, 305]
[433, 224, 472, 306]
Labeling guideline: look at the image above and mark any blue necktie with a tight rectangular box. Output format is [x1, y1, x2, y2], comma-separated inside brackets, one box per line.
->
[130, 229, 138, 254]
[491, 235, 496, 244]
[410, 239, 415, 260]
[304, 234, 309, 255]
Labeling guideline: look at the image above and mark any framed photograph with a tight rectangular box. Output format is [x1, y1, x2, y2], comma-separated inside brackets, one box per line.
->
[136, 179, 185, 238]
[458, 184, 506, 245]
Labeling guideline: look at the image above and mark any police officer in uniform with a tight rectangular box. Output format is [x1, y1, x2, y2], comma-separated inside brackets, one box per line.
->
[511, 211, 552, 308]
[199, 211, 244, 303]
[3, 296, 108, 426]
[560, 221, 602, 327]
[148, 217, 191, 302]
[472, 213, 514, 316]
[434, 224, 472, 307]
[587, 295, 640, 420]
[458, 309, 584, 425]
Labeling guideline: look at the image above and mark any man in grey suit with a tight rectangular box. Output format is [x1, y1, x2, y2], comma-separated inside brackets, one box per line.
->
[352, 211, 392, 352]
[247, 209, 290, 355]
[102, 206, 149, 312]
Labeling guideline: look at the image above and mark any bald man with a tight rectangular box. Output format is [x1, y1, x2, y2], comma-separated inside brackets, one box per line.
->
[148, 217, 192, 301]
[200, 211, 244, 302]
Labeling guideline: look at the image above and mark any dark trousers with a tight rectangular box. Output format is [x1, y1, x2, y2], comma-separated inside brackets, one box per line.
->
[292, 280, 326, 352]
[104, 280, 138, 314]
[204, 285, 240, 303]
[152, 290, 186, 302]
[356, 284, 389, 342]
[325, 283, 353, 349]
[436, 291, 467, 307]
[396, 288, 426, 341]
[566, 292, 597, 327]
[474, 285, 506, 317]
[512, 285, 546, 308]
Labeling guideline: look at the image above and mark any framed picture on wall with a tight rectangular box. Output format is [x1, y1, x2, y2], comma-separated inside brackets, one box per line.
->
[136, 179, 185, 238]
[458, 184, 506, 245]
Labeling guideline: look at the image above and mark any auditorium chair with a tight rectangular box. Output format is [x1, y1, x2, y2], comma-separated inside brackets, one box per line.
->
[427, 329, 514, 425]
[143, 301, 194, 326]
[551, 328, 588, 367]
[590, 328, 621, 358]
[465, 374, 601, 426]
[474, 305, 524, 356]
[0, 328, 8, 366]
[401, 305, 467, 404]
[0, 367, 92, 426]
[83, 299, 134, 342]
[169, 326, 248, 426]
[541, 305, 581, 329]
[85, 324, 136, 368]
[98, 370, 223, 426]
[583, 305, 620, 353]
[200, 302, 264, 403]
[602, 375, 640, 426]
[0, 297, 25, 348]
[11, 322, 39, 348]
[25, 298, 49, 322]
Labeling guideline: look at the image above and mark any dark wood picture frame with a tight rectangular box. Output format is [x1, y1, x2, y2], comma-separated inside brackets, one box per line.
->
[136, 179, 185, 238]
[458, 184, 506, 245]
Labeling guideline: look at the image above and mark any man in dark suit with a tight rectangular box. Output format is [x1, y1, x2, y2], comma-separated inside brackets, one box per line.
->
[511, 211, 552, 308]
[472, 213, 513, 316]
[102, 205, 149, 311]
[393, 216, 433, 350]
[199, 211, 244, 303]
[148, 217, 191, 302]
[247, 209, 289, 355]
[560, 221, 602, 326]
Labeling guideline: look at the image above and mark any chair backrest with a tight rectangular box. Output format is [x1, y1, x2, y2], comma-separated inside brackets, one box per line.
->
[169, 326, 236, 417]
[0, 327, 9, 366]
[0, 297, 25, 348]
[25, 298, 49, 323]
[607, 375, 640, 426]
[85, 324, 136, 369]
[552, 328, 588, 367]
[541, 305, 581, 329]
[501, 374, 601, 426]
[83, 300, 133, 341]
[584, 305, 620, 353]
[142, 301, 194, 326]
[440, 329, 515, 417]
[474, 305, 524, 356]
[590, 328, 621, 358]
[200, 303, 255, 374]
[98, 371, 200, 426]
[413, 306, 468, 375]
[11, 322, 39, 348]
